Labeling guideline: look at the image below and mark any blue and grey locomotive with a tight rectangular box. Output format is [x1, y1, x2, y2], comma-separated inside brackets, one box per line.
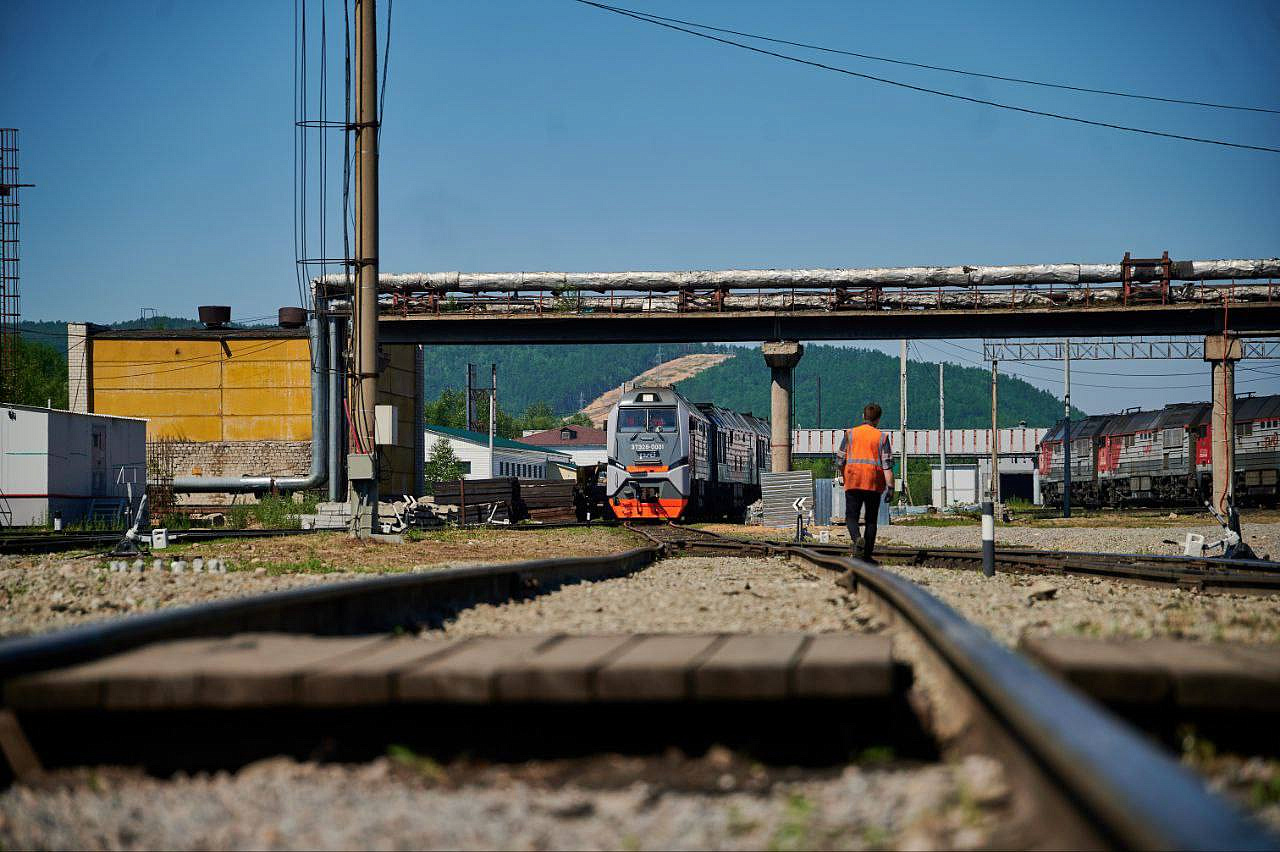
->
[605, 386, 771, 521]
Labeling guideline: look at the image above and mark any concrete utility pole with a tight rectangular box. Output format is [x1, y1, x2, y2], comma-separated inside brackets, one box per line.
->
[489, 364, 497, 477]
[990, 359, 1000, 505]
[898, 340, 907, 499]
[938, 362, 947, 509]
[1062, 338, 1072, 518]
[1204, 335, 1242, 514]
[466, 364, 475, 431]
[762, 341, 803, 472]
[349, 0, 380, 535]
[816, 375, 822, 428]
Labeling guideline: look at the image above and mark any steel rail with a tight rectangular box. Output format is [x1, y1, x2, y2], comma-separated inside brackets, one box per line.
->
[0, 546, 660, 680]
[0, 529, 1273, 845]
[0, 527, 325, 556]
[791, 546, 1273, 849]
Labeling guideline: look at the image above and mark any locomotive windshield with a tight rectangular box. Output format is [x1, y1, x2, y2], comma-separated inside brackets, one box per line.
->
[618, 406, 677, 433]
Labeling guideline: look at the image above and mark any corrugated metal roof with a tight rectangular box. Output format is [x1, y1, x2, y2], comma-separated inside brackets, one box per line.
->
[424, 425, 571, 457]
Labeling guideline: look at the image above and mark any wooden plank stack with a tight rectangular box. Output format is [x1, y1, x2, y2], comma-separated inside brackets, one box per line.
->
[430, 478, 515, 524]
[517, 479, 579, 523]
[426, 478, 579, 524]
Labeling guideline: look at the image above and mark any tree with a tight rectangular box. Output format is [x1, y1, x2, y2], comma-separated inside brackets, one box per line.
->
[519, 401, 559, 432]
[561, 411, 594, 428]
[423, 388, 467, 430]
[423, 437, 466, 489]
[10, 337, 68, 408]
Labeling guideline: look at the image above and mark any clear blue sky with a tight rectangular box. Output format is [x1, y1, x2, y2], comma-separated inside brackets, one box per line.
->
[5, 0, 1279, 413]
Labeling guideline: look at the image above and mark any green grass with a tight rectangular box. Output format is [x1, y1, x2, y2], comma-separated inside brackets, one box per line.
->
[768, 794, 816, 852]
[893, 514, 981, 527]
[223, 492, 321, 530]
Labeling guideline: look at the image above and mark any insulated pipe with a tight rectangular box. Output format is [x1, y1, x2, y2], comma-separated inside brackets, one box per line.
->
[327, 315, 344, 502]
[317, 257, 1280, 294]
[172, 314, 328, 493]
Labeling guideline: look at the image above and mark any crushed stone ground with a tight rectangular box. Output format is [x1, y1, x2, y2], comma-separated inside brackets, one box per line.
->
[879, 560, 1280, 646]
[0, 527, 642, 638]
[436, 555, 863, 636]
[0, 752, 1010, 851]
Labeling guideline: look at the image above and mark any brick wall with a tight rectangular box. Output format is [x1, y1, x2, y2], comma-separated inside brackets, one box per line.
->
[159, 440, 314, 505]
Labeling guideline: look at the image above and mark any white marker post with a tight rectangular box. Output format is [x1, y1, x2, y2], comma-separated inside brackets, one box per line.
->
[981, 500, 995, 577]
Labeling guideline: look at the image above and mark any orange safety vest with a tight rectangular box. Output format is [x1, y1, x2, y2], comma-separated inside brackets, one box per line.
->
[843, 424, 887, 492]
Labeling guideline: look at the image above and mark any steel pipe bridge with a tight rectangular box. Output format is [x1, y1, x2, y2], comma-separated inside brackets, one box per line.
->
[314, 254, 1280, 344]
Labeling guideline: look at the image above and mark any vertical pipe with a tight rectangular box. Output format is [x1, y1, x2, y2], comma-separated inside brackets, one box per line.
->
[939, 362, 947, 509]
[981, 500, 995, 577]
[351, 0, 379, 533]
[1063, 338, 1072, 518]
[990, 359, 1000, 505]
[898, 340, 907, 499]
[327, 314, 343, 502]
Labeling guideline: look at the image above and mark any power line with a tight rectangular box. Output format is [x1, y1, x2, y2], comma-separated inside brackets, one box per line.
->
[586, 2, 1280, 116]
[573, 0, 1280, 155]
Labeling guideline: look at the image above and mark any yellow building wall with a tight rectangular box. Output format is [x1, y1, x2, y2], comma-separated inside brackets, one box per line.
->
[90, 335, 420, 494]
[92, 337, 312, 442]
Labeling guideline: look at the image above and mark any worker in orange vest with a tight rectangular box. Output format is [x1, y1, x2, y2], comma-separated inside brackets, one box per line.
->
[836, 403, 895, 563]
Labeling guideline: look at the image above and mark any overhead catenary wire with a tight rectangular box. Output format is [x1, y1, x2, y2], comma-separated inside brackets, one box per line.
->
[572, 0, 1280, 155]
[583, 2, 1280, 116]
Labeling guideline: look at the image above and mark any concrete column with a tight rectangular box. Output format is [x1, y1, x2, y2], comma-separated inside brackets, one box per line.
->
[67, 323, 90, 413]
[762, 341, 804, 472]
[1204, 335, 1242, 514]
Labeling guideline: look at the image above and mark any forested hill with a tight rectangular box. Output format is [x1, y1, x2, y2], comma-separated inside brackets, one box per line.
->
[423, 343, 729, 417]
[676, 345, 1084, 429]
[20, 317, 210, 354]
[424, 343, 1082, 428]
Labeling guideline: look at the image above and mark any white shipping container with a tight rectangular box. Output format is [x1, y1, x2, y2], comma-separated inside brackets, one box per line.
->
[1, 404, 147, 527]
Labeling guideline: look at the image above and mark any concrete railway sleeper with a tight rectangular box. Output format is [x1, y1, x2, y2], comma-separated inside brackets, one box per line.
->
[0, 539, 1274, 847]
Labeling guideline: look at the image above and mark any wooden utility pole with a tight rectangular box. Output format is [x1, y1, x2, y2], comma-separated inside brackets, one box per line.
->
[990, 359, 1000, 505]
[350, 0, 380, 534]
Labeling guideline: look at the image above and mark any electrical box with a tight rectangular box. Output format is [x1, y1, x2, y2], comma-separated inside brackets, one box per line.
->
[375, 404, 398, 446]
[348, 453, 375, 481]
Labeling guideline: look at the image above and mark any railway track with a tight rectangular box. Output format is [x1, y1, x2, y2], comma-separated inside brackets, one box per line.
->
[0, 530, 1275, 846]
[626, 523, 1280, 594]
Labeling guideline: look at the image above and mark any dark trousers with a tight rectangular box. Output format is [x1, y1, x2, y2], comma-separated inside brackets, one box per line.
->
[845, 488, 881, 560]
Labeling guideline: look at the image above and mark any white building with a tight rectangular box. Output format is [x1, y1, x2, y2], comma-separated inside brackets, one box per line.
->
[424, 425, 571, 481]
[1, 404, 147, 527]
[520, 425, 608, 468]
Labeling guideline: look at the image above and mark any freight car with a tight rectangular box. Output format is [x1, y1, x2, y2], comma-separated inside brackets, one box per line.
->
[1039, 393, 1280, 508]
[605, 386, 771, 521]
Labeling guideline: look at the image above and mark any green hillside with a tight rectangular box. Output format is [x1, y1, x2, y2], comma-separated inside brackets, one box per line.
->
[422, 343, 729, 416]
[675, 345, 1083, 429]
[423, 343, 1080, 428]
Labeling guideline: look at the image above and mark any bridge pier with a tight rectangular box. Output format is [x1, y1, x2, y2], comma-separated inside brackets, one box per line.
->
[762, 341, 804, 472]
[1204, 335, 1242, 514]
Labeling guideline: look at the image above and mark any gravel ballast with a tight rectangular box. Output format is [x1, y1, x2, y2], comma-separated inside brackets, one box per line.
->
[437, 555, 862, 636]
[874, 521, 1280, 560]
[0, 528, 643, 639]
[881, 561, 1280, 646]
[0, 754, 1008, 851]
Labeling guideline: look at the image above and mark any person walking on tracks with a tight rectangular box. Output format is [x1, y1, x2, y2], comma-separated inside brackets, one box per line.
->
[836, 403, 895, 563]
